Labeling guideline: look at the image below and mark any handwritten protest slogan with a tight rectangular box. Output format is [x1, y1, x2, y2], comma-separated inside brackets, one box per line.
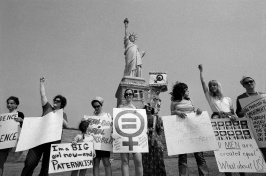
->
[239, 94, 266, 147]
[16, 110, 63, 152]
[212, 118, 266, 173]
[113, 108, 148, 153]
[48, 142, 93, 173]
[0, 113, 19, 149]
[83, 115, 113, 151]
[162, 111, 218, 156]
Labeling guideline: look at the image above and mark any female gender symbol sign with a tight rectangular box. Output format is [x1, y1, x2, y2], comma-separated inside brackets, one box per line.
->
[114, 110, 145, 151]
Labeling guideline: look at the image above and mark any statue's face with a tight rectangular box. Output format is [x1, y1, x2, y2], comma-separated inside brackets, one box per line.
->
[129, 36, 135, 42]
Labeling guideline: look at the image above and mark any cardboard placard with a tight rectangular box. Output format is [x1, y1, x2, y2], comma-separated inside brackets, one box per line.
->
[212, 118, 266, 173]
[0, 113, 19, 149]
[162, 111, 218, 155]
[112, 108, 148, 153]
[16, 110, 63, 151]
[49, 142, 93, 173]
[83, 114, 113, 151]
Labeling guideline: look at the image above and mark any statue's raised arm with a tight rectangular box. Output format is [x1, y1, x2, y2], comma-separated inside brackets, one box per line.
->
[123, 18, 145, 78]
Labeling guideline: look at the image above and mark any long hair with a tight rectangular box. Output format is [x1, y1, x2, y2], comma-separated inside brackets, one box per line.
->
[208, 80, 223, 99]
[170, 82, 189, 101]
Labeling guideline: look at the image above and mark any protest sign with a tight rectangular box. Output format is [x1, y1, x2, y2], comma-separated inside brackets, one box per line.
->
[16, 109, 63, 151]
[162, 111, 218, 156]
[83, 114, 113, 151]
[0, 113, 19, 149]
[49, 142, 93, 173]
[212, 118, 266, 173]
[149, 72, 167, 86]
[112, 108, 148, 153]
[239, 94, 266, 147]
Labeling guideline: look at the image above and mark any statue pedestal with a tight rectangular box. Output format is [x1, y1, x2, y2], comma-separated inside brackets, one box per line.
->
[115, 76, 150, 108]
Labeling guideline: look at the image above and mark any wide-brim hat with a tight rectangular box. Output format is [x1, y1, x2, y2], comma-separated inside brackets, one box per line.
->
[91, 96, 104, 106]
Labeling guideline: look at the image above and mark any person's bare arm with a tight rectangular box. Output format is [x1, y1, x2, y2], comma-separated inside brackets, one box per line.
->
[40, 77, 48, 106]
[198, 64, 208, 93]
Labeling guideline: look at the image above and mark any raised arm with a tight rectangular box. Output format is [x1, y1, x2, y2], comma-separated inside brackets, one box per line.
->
[124, 18, 129, 38]
[198, 64, 208, 93]
[125, 24, 128, 38]
[40, 77, 48, 106]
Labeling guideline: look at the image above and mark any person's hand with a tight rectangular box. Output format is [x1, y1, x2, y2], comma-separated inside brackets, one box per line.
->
[240, 109, 249, 116]
[14, 117, 23, 123]
[219, 112, 227, 118]
[229, 115, 237, 122]
[72, 141, 77, 145]
[40, 77, 46, 82]
[196, 108, 202, 115]
[179, 112, 187, 119]
[198, 64, 203, 72]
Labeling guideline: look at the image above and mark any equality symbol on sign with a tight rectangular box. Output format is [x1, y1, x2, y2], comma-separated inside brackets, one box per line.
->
[114, 110, 145, 151]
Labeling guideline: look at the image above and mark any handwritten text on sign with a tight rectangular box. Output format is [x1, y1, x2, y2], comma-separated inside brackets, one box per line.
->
[0, 113, 19, 149]
[49, 142, 93, 173]
[212, 118, 266, 173]
[83, 114, 113, 151]
[239, 94, 266, 147]
[162, 111, 218, 155]
[16, 110, 63, 151]
[113, 108, 148, 153]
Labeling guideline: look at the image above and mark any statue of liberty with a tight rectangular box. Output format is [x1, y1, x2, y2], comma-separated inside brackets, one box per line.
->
[123, 18, 146, 77]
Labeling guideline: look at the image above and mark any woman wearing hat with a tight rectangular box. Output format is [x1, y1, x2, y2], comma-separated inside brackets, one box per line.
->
[236, 76, 264, 117]
[236, 76, 266, 159]
[91, 97, 112, 176]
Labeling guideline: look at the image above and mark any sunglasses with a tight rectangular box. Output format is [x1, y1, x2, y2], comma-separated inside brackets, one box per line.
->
[244, 80, 254, 85]
[125, 93, 133, 96]
[54, 100, 61, 103]
[93, 105, 101, 109]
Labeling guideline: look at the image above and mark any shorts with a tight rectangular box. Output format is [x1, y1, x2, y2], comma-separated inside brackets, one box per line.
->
[95, 150, 110, 159]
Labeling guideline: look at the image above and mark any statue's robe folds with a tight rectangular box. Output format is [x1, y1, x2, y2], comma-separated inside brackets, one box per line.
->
[123, 37, 142, 77]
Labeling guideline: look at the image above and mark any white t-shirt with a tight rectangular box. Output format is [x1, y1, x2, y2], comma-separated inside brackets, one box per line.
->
[205, 92, 233, 113]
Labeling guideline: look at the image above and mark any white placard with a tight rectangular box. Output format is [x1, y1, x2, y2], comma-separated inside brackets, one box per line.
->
[239, 94, 266, 147]
[16, 110, 63, 151]
[212, 118, 266, 173]
[112, 108, 148, 153]
[0, 113, 19, 149]
[149, 72, 167, 86]
[49, 142, 93, 173]
[83, 115, 113, 151]
[162, 111, 218, 156]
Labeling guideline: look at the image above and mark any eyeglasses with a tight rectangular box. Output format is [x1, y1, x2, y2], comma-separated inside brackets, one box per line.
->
[93, 105, 101, 109]
[54, 100, 61, 103]
[125, 93, 133, 96]
[244, 80, 254, 85]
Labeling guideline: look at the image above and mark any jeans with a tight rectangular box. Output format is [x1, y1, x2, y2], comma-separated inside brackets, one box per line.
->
[178, 152, 209, 176]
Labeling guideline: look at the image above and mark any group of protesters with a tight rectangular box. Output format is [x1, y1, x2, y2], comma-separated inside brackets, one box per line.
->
[0, 63, 265, 176]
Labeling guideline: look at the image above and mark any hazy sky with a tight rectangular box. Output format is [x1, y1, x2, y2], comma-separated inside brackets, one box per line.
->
[1, 0, 266, 127]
